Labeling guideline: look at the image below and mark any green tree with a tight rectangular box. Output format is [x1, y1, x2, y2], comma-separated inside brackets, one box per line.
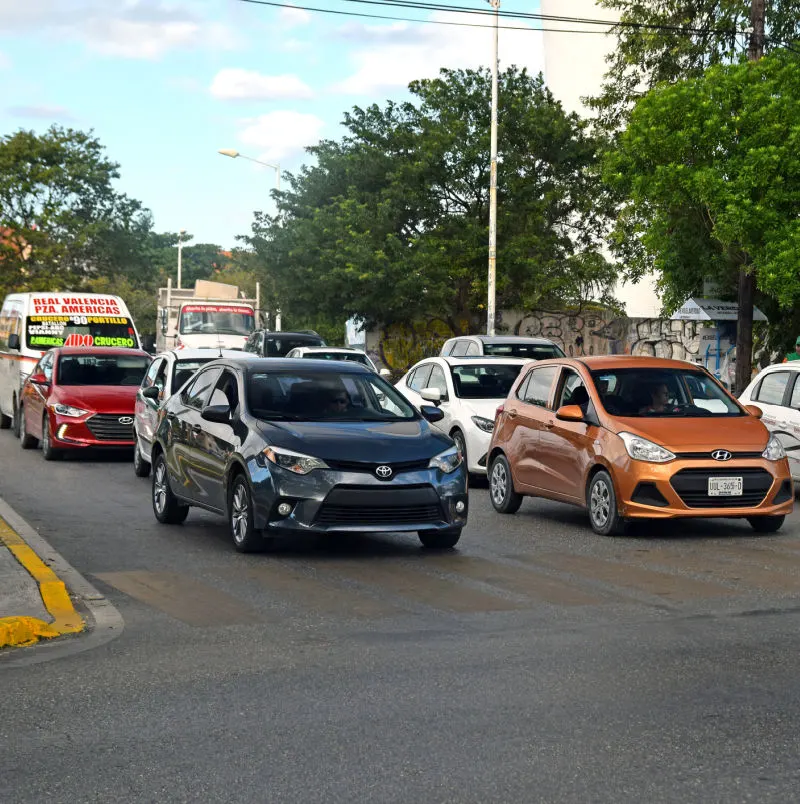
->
[0, 125, 153, 300]
[605, 51, 800, 340]
[245, 68, 617, 334]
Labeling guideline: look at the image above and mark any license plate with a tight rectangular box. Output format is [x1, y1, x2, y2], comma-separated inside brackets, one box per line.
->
[708, 477, 743, 496]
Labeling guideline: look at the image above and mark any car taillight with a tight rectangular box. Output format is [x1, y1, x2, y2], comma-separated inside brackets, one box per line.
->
[495, 404, 504, 419]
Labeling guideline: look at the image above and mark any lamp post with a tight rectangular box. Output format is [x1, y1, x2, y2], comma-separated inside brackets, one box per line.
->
[177, 228, 186, 289]
[486, 0, 500, 336]
[218, 148, 280, 191]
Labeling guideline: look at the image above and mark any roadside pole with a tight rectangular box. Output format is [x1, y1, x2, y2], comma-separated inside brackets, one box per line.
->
[486, 0, 500, 336]
[735, 0, 765, 394]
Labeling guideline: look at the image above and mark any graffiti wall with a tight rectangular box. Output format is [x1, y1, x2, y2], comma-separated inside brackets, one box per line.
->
[364, 310, 702, 373]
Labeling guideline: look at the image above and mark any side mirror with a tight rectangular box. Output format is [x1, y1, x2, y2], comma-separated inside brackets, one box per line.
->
[141, 385, 161, 401]
[420, 405, 444, 423]
[555, 404, 584, 422]
[745, 404, 763, 419]
[420, 387, 443, 405]
[379, 368, 391, 378]
[28, 372, 49, 385]
[7, 333, 20, 351]
[201, 404, 231, 424]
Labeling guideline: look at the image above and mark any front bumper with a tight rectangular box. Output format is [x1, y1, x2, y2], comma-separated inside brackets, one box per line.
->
[48, 410, 135, 449]
[615, 457, 794, 519]
[248, 461, 469, 533]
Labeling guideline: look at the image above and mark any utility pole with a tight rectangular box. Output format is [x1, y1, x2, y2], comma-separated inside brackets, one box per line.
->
[486, 0, 500, 336]
[735, 0, 765, 394]
[177, 229, 186, 290]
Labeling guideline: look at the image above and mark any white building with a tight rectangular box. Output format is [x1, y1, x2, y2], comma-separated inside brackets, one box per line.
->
[541, 0, 661, 317]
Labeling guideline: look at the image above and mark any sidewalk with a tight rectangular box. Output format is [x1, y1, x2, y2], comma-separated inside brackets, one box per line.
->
[0, 512, 84, 649]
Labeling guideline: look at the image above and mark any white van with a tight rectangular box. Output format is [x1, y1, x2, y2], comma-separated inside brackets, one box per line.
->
[0, 292, 141, 433]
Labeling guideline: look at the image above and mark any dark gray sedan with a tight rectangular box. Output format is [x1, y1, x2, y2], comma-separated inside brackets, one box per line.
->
[150, 358, 468, 552]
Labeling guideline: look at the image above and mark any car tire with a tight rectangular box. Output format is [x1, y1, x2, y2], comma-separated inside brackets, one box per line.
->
[228, 474, 262, 553]
[19, 406, 37, 449]
[587, 470, 625, 536]
[418, 527, 461, 549]
[489, 454, 523, 514]
[133, 436, 151, 478]
[0, 410, 10, 429]
[41, 414, 62, 461]
[152, 452, 189, 525]
[12, 401, 20, 438]
[452, 429, 467, 469]
[747, 515, 785, 534]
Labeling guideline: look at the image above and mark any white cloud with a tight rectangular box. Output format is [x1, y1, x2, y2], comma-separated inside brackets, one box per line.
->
[0, 0, 237, 60]
[7, 104, 74, 120]
[238, 110, 326, 162]
[334, 13, 544, 96]
[278, 5, 312, 29]
[210, 68, 314, 101]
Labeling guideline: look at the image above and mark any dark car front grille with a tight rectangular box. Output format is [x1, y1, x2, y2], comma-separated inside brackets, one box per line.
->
[324, 458, 432, 475]
[670, 467, 773, 509]
[315, 485, 445, 526]
[86, 414, 135, 442]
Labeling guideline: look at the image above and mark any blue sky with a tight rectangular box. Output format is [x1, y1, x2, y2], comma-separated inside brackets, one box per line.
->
[0, 0, 546, 250]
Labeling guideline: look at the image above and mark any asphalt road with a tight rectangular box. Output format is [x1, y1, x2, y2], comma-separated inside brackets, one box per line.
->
[3, 430, 800, 802]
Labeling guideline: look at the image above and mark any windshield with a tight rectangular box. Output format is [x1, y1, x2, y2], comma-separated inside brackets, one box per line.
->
[483, 342, 565, 359]
[266, 336, 325, 357]
[179, 305, 254, 336]
[247, 370, 415, 421]
[57, 353, 149, 386]
[26, 315, 138, 350]
[172, 358, 213, 394]
[303, 351, 371, 366]
[451, 363, 523, 399]
[590, 367, 744, 417]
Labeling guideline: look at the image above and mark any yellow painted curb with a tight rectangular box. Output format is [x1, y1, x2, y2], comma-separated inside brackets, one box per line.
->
[0, 516, 84, 649]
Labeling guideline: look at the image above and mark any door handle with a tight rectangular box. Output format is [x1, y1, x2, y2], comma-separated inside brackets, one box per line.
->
[166, 412, 176, 420]
[507, 409, 518, 418]
[544, 420, 555, 429]
[192, 424, 203, 433]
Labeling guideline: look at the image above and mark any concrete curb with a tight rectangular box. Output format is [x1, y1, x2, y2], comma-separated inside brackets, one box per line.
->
[0, 496, 124, 662]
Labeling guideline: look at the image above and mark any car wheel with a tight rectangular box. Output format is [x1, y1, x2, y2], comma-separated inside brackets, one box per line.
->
[19, 406, 37, 449]
[229, 474, 262, 553]
[587, 470, 625, 536]
[418, 527, 461, 549]
[41, 414, 62, 461]
[747, 515, 785, 533]
[0, 409, 10, 429]
[452, 429, 467, 469]
[489, 454, 523, 514]
[152, 452, 189, 525]
[133, 436, 151, 478]
[12, 400, 20, 438]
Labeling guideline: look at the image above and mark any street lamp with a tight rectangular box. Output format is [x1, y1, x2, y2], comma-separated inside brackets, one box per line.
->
[218, 148, 280, 191]
[486, 0, 500, 336]
[177, 228, 186, 289]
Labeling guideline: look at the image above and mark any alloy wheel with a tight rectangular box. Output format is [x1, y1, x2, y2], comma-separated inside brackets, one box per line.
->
[231, 485, 249, 545]
[491, 461, 507, 506]
[590, 479, 611, 528]
[153, 461, 168, 515]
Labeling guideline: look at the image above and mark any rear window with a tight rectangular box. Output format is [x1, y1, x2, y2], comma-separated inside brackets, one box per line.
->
[451, 363, 523, 399]
[483, 342, 565, 359]
[57, 353, 149, 386]
[265, 336, 325, 357]
[302, 351, 370, 366]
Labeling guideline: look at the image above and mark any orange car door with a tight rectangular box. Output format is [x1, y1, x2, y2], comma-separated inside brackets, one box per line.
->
[538, 367, 597, 502]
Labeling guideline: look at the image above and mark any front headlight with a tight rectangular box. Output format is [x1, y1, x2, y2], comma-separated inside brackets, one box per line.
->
[762, 434, 787, 461]
[51, 403, 89, 418]
[263, 446, 329, 474]
[471, 415, 495, 433]
[429, 446, 462, 473]
[618, 432, 676, 463]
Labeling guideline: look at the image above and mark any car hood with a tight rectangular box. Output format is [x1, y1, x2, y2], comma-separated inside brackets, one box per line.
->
[52, 385, 139, 413]
[606, 414, 770, 453]
[255, 418, 452, 462]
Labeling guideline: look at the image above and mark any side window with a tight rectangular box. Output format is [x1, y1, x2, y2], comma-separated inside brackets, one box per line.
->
[208, 370, 239, 412]
[427, 365, 448, 398]
[142, 358, 163, 388]
[516, 372, 532, 402]
[408, 364, 433, 392]
[755, 372, 790, 406]
[441, 341, 454, 356]
[405, 368, 416, 388]
[556, 369, 587, 409]
[39, 351, 54, 381]
[521, 366, 559, 408]
[790, 375, 800, 411]
[466, 341, 480, 356]
[183, 368, 222, 410]
[451, 340, 469, 357]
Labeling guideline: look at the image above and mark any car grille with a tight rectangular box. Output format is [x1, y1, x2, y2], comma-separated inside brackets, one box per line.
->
[674, 451, 763, 460]
[324, 458, 432, 474]
[316, 504, 443, 525]
[86, 414, 135, 442]
[670, 467, 773, 509]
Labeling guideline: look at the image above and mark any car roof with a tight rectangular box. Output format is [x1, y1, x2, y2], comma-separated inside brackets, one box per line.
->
[468, 335, 559, 345]
[293, 346, 358, 353]
[159, 348, 256, 361]
[216, 357, 371, 374]
[435, 356, 531, 366]
[256, 330, 323, 338]
[55, 347, 149, 357]
[561, 355, 708, 372]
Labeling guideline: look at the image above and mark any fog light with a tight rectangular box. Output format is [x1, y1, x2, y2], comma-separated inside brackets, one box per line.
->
[277, 502, 292, 517]
[455, 501, 466, 514]
[57, 424, 68, 439]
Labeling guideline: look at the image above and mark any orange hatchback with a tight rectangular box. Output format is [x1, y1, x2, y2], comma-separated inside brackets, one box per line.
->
[487, 356, 794, 535]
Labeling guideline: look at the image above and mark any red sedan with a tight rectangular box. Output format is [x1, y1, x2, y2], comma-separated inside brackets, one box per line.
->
[18, 347, 150, 460]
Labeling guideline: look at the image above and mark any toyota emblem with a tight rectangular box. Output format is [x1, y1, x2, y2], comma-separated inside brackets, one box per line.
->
[711, 449, 732, 461]
[375, 465, 393, 479]
[118, 416, 134, 425]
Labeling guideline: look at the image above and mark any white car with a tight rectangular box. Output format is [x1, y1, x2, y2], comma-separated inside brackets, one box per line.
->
[285, 346, 390, 377]
[739, 362, 800, 481]
[396, 356, 529, 474]
[133, 348, 257, 477]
